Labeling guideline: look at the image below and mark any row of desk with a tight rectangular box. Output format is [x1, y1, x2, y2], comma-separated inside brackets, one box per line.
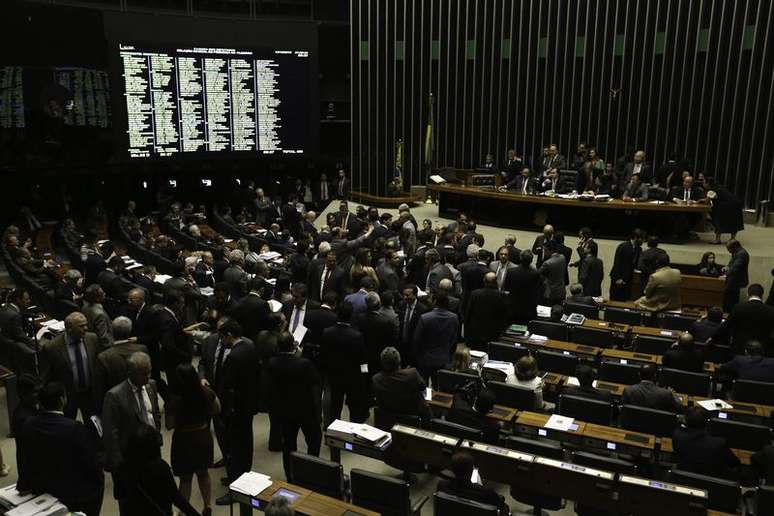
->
[229, 479, 378, 516]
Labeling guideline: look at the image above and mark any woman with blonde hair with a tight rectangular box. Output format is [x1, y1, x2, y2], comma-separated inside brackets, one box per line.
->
[450, 343, 474, 374]
[350, 247, 379, 289]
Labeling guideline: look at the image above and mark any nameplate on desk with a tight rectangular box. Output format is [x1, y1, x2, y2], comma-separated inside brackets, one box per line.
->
[536, 457, 614, 480]
[730, 403, 756, 413]
[595, 382, 617, 391]
[633, 353, 653, 360]
[467, 442, 534, 462]
[623, 433, 650, 444]
[620, 359, 628, 365]
[619, 475, 707, 498]
[576, 345, 595, 353]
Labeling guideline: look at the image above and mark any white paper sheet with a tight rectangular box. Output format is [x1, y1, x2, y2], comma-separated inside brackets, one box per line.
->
[543, 414, 576, 432]
[0, 485, 35, 506]
[695, 399, 732, 411]
[230, 472, 272, 497]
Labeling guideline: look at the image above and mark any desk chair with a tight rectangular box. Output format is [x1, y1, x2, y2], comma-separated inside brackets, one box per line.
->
[659, 312, 697, 332]
[536, 349, 580, 376]
[571, 451, 637, 475]
[604, 307, 643, 326]
[658, 368, 711, 396]
[430, 418, 482, 442]
[350, 468, 429, 516]
[506, 436, 564, 513]
[558, 394, 614, 426]
[433, 492, 499, 516]
[528, 320, 569, 341]
[570, 325, 615, 349]
[373, 407, 426, 479]
[599, 361, 642, 385]
[487, 341, 530, 365]
[487, 381, 536, 411]
[669, 468, 741, 513]
[288, 452, 346, 500]
[697, 342, 732, 364]
[563, 301, 600, 320]
[633, 335, 673, 355]
[708, 418, 772, 451]
[754, 485, 774, 516]
[732, 379, 774, 405]
[619, 404, 678, 437]
[436, 370, 480, 393]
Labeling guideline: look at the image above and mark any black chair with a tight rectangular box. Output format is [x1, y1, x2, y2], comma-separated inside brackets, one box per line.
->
[604, 307, 643, 326]
[571, 451, 637, 475]
[436, 370, 479, 393]
[708, 418, 771, 451]
[599, 361, 642, 385]
[669, 468, 741, 513]
[558, 394, 614, 426]
[633, 335, 674, 355]
[486, 381, 536, 411]
[487, 341, 530, 365]
[433, 492, 499, 516]
[660, 313, 698, 332]
[528, 320, 569, 341]
[536, 349, 579, 376]
[658, 368, 711, 396]
[429, 418, 482, 442]
[570, 325, 615, 349]
[350, 468, 428, 516]
[697, 342, 732, 364]
[732, 379, 774, 405]
[619, 404, 678, 437]
[506, 436, 564, 512]
[563, 301, 600, 320]
[288, 452, 346, 500]
[755, 485, 774, 516]
[373, 408, 426, 475]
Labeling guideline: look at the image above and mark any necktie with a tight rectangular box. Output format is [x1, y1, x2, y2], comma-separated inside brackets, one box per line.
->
[497, 264, 505, 287]
[684, 189, 690, 201]
[322, 268, 332, 297]
[292, 306, 302, 331]
[135, 388, 148, 424]
[522, 179, 528, 194]
[214, 343, 226, 382]
[403, 305, 414, 341]
[71, 340, 87, 391]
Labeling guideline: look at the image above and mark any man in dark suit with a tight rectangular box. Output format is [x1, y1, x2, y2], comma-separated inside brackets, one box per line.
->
[93, 316, 148, 412]
[562, 364, 612, 402]
[424, 248, 453, 295]
[334, 168, 350, 199]
[97, 256, 136, 304]
[713, 284, 774, 353]
[609, 229, 645, 301]
[637, 236, 668, 281]
[540, 144, 566, 179]
[503, 167, 539, 194]
[399, 284, 430, 363]
[721, 239, 750, 312]
[621, 150, 654, 185]
[669, 174, 706, 204]
[458, 246, 489, 314]
[193, 251, 216, 288]
[372, 347, 431, 420]
[311, 173, 332, 210]
[662, 332, 705, 373]
[126, 288, 160, 379]
[223, 250, 249, 300]
[307, 251, 347, 303]
[320, 301, 369, 424]
[691, 306, 724, 343]
[302, 291, 338, 361]
[539, 242, 567, 305]
[356, 292, 399, 380]
[578, 240, 604, 297]
[282, 283, 320, 344]
[332, 201, 359, 236]
[413, 293, 459, 383]
[268, 331, 322, 479]
[301, 211, 319, 239]
[465, 272, 509, 351]
[531, 225, 554, 268]
[82, 284, 114, 349]
[0, 288, 37, 375]
[102, 352, 161, 510]
[504, 250, 544, 324]
[622, 364, 682, 413]
[500, 148, 523, 184]
[672, 406, 740, 480]
[718, 340, 774, 382]
[230, 277, 271, 342]
[17, 382, 103, 516]
[376, 250, 403, 293]
[566, 283, 596, 306]
[40, 312, 99, 420]
[622, 174, 649, 201]
[154, 292, 193, 397]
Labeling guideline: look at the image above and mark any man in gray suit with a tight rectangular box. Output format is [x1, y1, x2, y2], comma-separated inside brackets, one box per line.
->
[424, 248, 453, 295]
[376, 250, 402, 293]
[223, 249, 249, 300]
[102, 352, 161, 512]
[622, 364, 682, 413]
[93, 316, 149, 412]
[539, 242, 567, 305]
[490, 246, 517, 291]
[82, 284, 114, 349]
[40, 311, 100, 420]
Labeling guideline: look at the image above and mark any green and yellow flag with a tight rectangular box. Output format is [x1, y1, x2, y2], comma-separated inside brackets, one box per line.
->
[424, 93, 435, 167]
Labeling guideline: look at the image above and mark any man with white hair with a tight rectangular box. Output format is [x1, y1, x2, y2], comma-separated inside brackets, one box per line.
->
[188, 224, 201, 238]
[55, 268, 83, 305]
[223, 249, 248, 299]
[302, 210, 318, 237]
[194, 251, 216, 288]
[93, 316, 149, 410]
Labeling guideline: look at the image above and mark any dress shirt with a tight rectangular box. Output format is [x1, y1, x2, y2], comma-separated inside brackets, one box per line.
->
[128, 379, 155, 427]
[403, 300, 417, 341]
[683, 188, 691, 201]
[633, 163, 642, 176]
[495, 263, 507, 290]
[320, 181, 328, 200]
[522, 178, 529, 194]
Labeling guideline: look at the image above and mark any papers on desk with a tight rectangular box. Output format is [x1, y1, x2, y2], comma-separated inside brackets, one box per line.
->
[429, 174, 447, 184]
[97, 239, 110, 245]
[223, 238, 234, 243]
[6, 494, 64, 516]
[41, 319, 65, 331]
[230, 472, 272, 497]
[266, 278, 278, 285]
[200, 287, 215, 297]
[543, 414, 576, 432]
[565, 376, 580, 387]
[506, 324, 529, 337]
[536, 305, 552, 318]
[125, 262, 143, 270]
[154, 274, 172, 284]
[259, 251, 282, 261]
[0, 485, 35, 506]
[695, 399, 733, 411]
[528, 334, 548, 343]
[470, 350, 488, 367]
[592, 297, 604, 304]
[483, 360, 514, 377]
[327, 420, 392, 448]
[424, 387, 432, 401]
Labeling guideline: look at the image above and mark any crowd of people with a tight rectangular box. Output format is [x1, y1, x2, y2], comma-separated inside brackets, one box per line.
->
[0, 169, 772, 515]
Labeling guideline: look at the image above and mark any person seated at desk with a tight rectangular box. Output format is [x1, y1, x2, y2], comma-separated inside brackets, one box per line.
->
[566, 283, 596, 306]
[436, 452, 510, 515]
[622, 364, 683, 413]
[479, 153, 496, 171]
[672, 406, 739, 480]
[372, 347, 431, 421]
[563, 364, 612, 402]
[634, 253, 682, 312]
[447, 389, 501, 445]
[669, 174, 706, 204]
[691, 306, 724, 343]
[450, 343, 480, 377]
[697, 251, 723, 277]
[593, 163, 618, 196]
[540, 168, 569, 194]
[500, 149, 523, 184]
[621, 174, 649, 202]
[514, 356, 550, 411]
[662, 332, 705, 373]
[718, 340, 774, 383]
[500, 167, 539, 195]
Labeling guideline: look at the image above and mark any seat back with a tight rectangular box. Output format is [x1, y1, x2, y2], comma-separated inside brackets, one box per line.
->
[708, 418, 772, 451]
[633, 335, 674, 355]
[486, 381, 536, 410]
[570, 325, 615, 348]
[429, 418, 481, 442]
[373, 407, 423, 432]
[669, 468, 740, 513]
[436, 369, 479, 393]
[288, 452, 345, 500]
[660, 313, 698, 332]
[756, 485, 774, 516]
[350, 468, 412, 515]
[605, 307, 643, 326]
[732, 379, 774, 405]
[658, 368, 711, 396]
[599, 361, 642, 385]
[697, 342, 732, 364]
[433, 491, 499, 516]
[619, 404, 678, 437]
[563, 301, 600, 320]
[506, 435, 564, 459]
[571, 451, 637, 475]
[528, 320, 569, 341]
[558, 394, 614, 426]
[487, 341, 530, 365]
[536, 349, 580, 376]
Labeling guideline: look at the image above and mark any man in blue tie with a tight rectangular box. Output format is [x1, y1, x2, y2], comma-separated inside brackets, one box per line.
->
[282, 283, 321, 344]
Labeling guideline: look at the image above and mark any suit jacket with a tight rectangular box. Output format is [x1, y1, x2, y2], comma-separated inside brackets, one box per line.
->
[303, 306, 339, 347]
[93, 341, 149, 410]
[672, 427, 740, 479]
[83, 301, 114, 349]
[638, 247, 668, 278]
[719, 355, 774, 382]
[413, 308, 459, 369]
[335, 176, 350, 199]
[691, 318, 722, 343]
[541, 154, 567, 174]
[725, 249, 750, 290]
[459, 261, 489, 312]
[376, 262, 401, 293]
[154, 308, 193, 378]
[662, 347, 705, 373]
[501, 157, 524, 182]
[540, 253, 567, 302]
[399, 300, 430, 345]
[465, 287, 509, 347]
[714, 299, 774, 350]
[40, 332, 100, 396]
[635, 266, 682, 312]
[622, 162, 654, 184]
[669, 186, 705, 202]
[223, 264, 248, 299]
[622, 182, 649, 201]
[97, 268, 134, 301]
[16, 412, 103, 503]
[230, 292, 271, 341]
[307, 262, 347, 302]
[562, 384, 613, 403]
[622, 380, 682, 413]
[489, 261, 517, 290]
[321, 323, 366, 384]
[504, 265, 544, 323]
[425, 263, 453, 295]
[217, 338, 260, 417]
[372, 368, 431, 420]
[531, 235, 551, 267]
[312, 180, 333, 204]
[506, 175, 539, 194]
[102, 379, 161, 471]
[356, 310, 399, 373]
[610, 241, 641, 284]
[193, 262, 216, 288]
[268, 352, 321, 422]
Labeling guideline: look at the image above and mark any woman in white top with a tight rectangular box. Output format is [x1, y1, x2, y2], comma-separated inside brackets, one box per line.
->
[513, 355, 546, 411]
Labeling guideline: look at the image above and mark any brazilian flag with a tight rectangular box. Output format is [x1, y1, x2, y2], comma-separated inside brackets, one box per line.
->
[424, 93, 435, 168]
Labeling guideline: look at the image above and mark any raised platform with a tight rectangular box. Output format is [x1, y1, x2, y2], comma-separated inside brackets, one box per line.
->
[349, 190, 424, 208]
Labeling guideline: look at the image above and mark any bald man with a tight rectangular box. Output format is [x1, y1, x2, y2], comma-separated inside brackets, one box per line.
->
[40, 312, 100, 419]
[531, 224, 554, 267]
[662, 332, 705, 373]
[464, 272, 510, 351]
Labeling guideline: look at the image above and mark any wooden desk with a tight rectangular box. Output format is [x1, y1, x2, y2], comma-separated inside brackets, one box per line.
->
[690, 396, 773, 422]
[583, 319, 631, 333]
[513, 411, 587, 445]
[630, 325, 680, 338]
[501, 335, 602, 360]
[602, 348, 661, 365]
[632, 271, 725, 309]
[428, 391, 518, 424]
[230, 479, 379, 516]
[582, 422, 657, 458]
[324, 431, 388, 464]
